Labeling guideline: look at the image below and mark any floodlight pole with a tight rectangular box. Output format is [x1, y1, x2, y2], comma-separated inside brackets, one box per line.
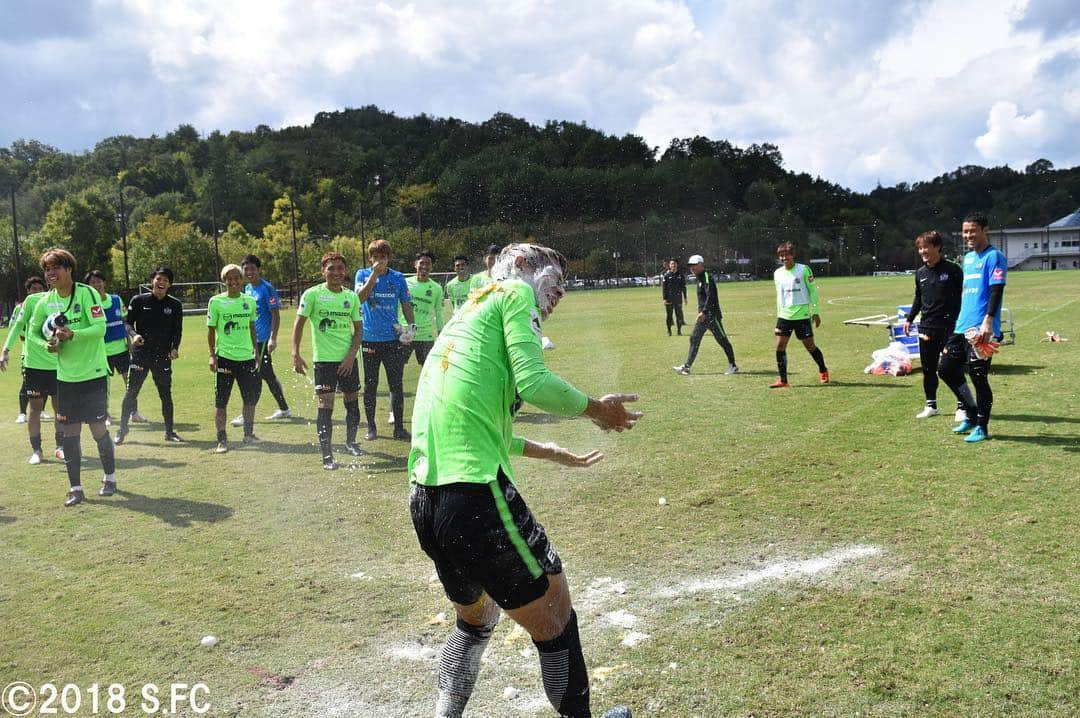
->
[117, 191, 131, 291]
[10, 186, 22, 299]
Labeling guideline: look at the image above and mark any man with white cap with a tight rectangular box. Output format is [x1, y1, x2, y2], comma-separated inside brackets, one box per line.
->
[673, 254, 738, 376]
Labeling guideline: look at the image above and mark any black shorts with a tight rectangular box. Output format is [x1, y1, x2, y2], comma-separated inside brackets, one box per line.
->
[56, 377, 108, 424]
[313, 361, 361, 394]
[107, 351, 131, 377]
[22, 367, 57, 399]
[214, 357, 262, 408]
[410, 471, 562, 610]
[775, 317, 814, 339]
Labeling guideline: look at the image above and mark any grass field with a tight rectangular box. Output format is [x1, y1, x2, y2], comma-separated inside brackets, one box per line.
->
[1, 271, 1077, 717]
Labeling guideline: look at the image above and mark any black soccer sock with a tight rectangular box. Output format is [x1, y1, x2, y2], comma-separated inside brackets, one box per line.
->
[95, 432, 116, 475]
[217, 429, 227, 443]
[776, 351, 788, 382]
[970, 367, 993, 429]
[54, 428, 63, 449]
[344, 400, 360, 444]
[317, 407, 333, 459]
[19, 391, 28, 414]
[926, 399, 938, 409]
[809, 347, 827, 372]
[534, 610, 591, 718]
[29, 434, 43, 453]
[244, 416, 255, 437]
[62, 434, 82, 489]
[435, 617, 496, 718]
[161, 394, 175, 434]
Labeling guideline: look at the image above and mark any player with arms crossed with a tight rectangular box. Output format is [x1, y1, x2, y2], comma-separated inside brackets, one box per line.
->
[409, 243, 639, 718]
[292, 252, 364, 470]
[937, 212, 1007, 443]
[29, 248, 118, 506]
[771, 242, 829, 387]
[207, 264, 261, 453]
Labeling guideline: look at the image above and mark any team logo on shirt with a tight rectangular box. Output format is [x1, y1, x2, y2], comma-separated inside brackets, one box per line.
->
[164, 307, 173, 314]
[939, 273, 949, 281]
[343, 300, 350, 308]
[992, 268, 1004, 281]
[223, 321, 239, 335]
[73, 304, 81, 314]
[90, 305, 104, 318]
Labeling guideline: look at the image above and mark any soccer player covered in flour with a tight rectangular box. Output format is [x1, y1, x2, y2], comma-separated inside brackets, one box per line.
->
[771, 242, 829, 388]
[408, 243, 640, 718]
[206, 264, 261, 453]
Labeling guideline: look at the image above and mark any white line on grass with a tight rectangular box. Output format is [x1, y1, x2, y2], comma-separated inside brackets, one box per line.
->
[658, 544, 883, 598]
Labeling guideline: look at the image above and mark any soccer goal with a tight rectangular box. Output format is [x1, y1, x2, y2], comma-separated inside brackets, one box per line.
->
[138, 281, 224, 315]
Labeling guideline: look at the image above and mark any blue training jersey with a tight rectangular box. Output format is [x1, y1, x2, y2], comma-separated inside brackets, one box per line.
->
[103, 293, 127, 343]
[354, 267, 412, 342]
[244, 280, 281, 343]
[955, 245, 1007, 336]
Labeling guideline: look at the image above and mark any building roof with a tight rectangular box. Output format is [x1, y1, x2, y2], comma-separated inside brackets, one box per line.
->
[1048, 208, 1080, 228]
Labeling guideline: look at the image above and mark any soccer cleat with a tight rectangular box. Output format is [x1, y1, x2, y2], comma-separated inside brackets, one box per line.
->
[40, 411, 52, 421]
[955, 408, 969, 423]
[164, 431, 185, 443]
[672, 365, 690, 376]
[601, 707, 632, 718]
[242, 434, 259, 445]
[964, 426, 989, 443]
[213, 441, 229, 454]
[64, 489, 85, 507]
[819, 370, 830, 384]
[393, 427, 412, 441]
[725, 364, 739, 375]
[343, 442, 363, 457]
[769, 379, 790, 388]
[322, 456, 339, 471]
[952, 419, 976, 434]
[130, 411, 149, 423]
[113, 429, 127, 446]
[916, 406, 940, 419]
[28, 451, 43, 465]
[364, 428, 377, 441]
[266, 408, 291, 420]
[54, 446, 65, 461]
[99, 478, 117, 496]
[15, 412, 27, 424]
[230, 415, 245, 427]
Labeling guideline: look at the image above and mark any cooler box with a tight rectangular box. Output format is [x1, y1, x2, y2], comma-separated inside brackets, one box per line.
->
[890, 304, 920, 358]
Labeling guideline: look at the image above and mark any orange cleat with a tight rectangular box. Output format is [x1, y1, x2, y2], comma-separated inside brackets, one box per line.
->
[769, 379, 790, 388]
[819, 370, 830, 384]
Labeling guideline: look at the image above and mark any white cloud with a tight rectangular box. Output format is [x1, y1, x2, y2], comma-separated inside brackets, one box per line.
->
[2, 0, 1078, 191]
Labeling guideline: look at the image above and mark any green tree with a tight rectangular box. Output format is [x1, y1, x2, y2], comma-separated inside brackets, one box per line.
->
[37, 190, 118, 283]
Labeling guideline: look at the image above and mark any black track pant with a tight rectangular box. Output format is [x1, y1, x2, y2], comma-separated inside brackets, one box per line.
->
[121, 359, 174, 433]
[917, 327, 948, 402]
[685, 314, 736, 368]
[257, 341, 289, 411]
[938, 333, 993, 429]
[665, 302, 685, 333]
[362, 341, 406, 429]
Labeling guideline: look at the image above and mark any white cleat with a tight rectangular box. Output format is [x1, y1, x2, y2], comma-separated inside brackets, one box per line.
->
[40, 412, 52, 421]
[916, 406, 940, 419]
[266, 408, 291, 420]
[230, 415, 245, 427]
[15, 413, 27, 424]
[28, 451, 43, 465]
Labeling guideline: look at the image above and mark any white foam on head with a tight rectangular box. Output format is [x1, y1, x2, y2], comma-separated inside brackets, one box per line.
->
[659, 545, 884, 598]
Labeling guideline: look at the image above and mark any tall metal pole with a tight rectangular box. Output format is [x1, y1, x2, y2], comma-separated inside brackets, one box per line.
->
[209, 194, 222, 277]
[359, 202, 366, 244]
[10, 186, 22, 299]
[118, 190, 131, 290]
[289, 197, 301, 304]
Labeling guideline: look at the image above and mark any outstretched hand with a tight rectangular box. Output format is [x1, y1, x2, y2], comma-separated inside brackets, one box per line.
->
[585, 393, 642, 433]
[547, 443, 604, 467]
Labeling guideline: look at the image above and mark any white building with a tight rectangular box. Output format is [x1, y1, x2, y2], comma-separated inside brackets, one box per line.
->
[991, 208, 1080, 271]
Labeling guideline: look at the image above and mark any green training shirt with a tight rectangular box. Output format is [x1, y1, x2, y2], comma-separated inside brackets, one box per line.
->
[444, 275, 472, 310]
[408, 278, 588, 487]
[468, 270, 493, 291]
[297, 283, 361, 362]
[30, 283, 107, 382]
[4, 293, 57, 371]
[774, 263, 820, 320]
[207, 292, 257, 361]
[400, 277, 444, 342]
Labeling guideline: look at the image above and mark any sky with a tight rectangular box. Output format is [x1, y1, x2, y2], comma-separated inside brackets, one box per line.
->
[2, 0, 1078, 192]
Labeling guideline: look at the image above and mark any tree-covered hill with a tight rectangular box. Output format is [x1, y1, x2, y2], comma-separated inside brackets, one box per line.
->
[2, 105, 1078, 303]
